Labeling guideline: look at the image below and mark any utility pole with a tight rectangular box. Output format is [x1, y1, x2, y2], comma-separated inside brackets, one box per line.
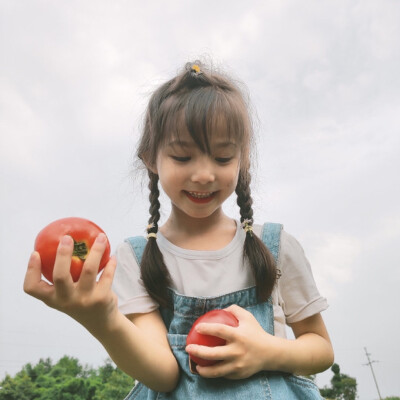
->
[363, 347, 382, 400]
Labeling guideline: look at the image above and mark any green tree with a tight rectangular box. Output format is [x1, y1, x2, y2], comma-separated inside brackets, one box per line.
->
[319, 363, 357, 400]
[0, 371, 38, 400]
[0, 356, 135, 400]
[94, 368, 134, 400]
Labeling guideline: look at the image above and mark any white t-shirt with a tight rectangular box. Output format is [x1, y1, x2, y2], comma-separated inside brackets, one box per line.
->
[112, 222, 328, 338]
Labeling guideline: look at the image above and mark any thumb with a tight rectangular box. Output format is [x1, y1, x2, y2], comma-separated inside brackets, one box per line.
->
[23, 251, 52, 299]
[24, 251, 42, 285]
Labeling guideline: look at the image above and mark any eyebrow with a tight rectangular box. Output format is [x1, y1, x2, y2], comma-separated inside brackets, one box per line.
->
[166, 140, 237, 149]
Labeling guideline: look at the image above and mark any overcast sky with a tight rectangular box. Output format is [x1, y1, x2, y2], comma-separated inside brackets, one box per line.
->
[1, 1, 399, 399]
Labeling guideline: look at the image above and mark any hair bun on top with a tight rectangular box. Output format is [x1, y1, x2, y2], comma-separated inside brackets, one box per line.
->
[185, 61, 203, 75]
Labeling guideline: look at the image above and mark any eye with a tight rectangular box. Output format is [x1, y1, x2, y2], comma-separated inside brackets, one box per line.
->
[171, 156, 191, 162]
[215, 157, 233, 164]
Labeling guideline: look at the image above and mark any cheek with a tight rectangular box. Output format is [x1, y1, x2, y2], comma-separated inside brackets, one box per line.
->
[222, 167, 240, 189]
[157, 163, 186, 197]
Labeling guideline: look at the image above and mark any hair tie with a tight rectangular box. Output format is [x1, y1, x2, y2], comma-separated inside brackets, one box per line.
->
[191, 64, 201, 74]
[146, 222, 157, 239]
[241, 219, 254, 236]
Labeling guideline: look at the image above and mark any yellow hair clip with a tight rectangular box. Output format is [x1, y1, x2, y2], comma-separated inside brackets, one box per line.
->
[191, 64, 201, 73]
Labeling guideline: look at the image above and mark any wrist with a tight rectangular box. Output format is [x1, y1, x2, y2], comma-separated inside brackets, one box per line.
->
[268, 333, 334, 376]
[84, 308, 126, 340]
[263, 335, 295, 373]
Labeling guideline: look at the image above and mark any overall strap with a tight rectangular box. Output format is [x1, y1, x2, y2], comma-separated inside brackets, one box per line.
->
[125, 236, 147, 265]
[260, 222, 283, 263]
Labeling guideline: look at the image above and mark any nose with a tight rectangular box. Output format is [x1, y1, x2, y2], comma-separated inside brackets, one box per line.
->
[190, 156, 216, 184]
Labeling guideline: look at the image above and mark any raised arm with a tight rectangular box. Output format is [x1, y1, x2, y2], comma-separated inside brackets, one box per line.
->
[23, 234, 179, 392]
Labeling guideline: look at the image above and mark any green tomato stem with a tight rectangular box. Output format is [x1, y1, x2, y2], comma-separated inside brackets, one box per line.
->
[73, 240, 88, 260]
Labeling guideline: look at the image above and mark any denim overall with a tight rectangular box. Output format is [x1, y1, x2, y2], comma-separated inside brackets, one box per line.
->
[124, 223, 323, 399]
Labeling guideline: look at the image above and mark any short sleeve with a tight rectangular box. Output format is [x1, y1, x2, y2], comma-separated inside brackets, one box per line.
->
[277, 230, 328, 324]
[112, 241, 159, 315]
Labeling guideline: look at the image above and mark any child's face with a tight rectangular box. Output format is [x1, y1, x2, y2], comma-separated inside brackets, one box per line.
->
[154, 130, 241, 221]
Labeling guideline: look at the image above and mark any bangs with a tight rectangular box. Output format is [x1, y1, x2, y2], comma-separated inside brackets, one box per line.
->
[159, 87, 249, 152]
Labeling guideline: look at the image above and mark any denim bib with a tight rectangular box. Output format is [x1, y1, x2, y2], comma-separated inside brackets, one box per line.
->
[124, 223, 323, 399]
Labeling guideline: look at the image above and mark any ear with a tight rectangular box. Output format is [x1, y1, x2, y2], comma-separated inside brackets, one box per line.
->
[148, 164, 158, 174]
[141, 153, 158, 175]
[144, 159, 158, 174]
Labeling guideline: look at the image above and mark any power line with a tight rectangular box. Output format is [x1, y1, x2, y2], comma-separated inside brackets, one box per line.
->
[363, 347, 382, 400]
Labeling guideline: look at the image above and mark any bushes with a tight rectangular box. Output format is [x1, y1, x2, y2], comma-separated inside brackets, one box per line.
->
[319, 363, 357, 400]
[0, 356, 134, 400]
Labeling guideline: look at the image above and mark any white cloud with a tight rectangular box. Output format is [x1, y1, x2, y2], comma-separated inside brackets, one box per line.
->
[304, 232, 361, 298]
[355, 0, 400, 61]
[0, 79, 45, 173]
[302, 69, 332, 92]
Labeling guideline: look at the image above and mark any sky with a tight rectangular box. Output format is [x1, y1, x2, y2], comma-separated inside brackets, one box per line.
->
[1, 0, 399, 398]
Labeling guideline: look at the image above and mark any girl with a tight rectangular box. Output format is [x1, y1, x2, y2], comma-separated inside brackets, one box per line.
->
[24, 61, 334, 399]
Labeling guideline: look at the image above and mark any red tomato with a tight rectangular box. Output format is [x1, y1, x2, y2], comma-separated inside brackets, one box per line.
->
[186, 309, 239, 367]
[34, 217, 111, 283]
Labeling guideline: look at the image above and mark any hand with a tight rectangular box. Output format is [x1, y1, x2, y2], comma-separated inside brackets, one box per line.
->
[24, 233, 118, 333]
[185, 304, 280, 379]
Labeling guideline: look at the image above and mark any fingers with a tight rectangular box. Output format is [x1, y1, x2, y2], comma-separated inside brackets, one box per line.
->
[52, 235, 74, 296]
[24, 251, 42, 292]
[97, 255, 117, 292]
[78, 233, 109, 291]
[224, 304, 250, 320]
[186, 343, 231, 365]
[24, 251, 53, 301]
[190, 344, 254, 380]
[196, 362, 232, 379]
[193, 321, 237, 342]
[196, 362, 248, 380]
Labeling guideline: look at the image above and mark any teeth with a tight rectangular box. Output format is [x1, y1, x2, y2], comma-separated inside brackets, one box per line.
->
[188, 191, 213, 198]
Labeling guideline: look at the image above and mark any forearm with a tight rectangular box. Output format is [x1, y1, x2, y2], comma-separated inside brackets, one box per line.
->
[270, 333, 334, 376]
[88, 311, 179, 392]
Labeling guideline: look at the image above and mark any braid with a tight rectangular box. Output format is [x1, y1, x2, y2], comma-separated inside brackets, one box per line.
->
[147, 171, 161, 234]
[236, 170, 254, 225]
[140, 171, 172, 307]
[236, 171, 277, 302]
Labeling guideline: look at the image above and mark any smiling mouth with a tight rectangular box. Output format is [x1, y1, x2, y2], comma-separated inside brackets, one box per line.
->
[184, 191, 216, 203]
[188, 191, 214, 198]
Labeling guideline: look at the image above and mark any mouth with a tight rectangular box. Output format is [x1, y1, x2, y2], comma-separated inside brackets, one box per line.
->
[184, 191, 216, 204]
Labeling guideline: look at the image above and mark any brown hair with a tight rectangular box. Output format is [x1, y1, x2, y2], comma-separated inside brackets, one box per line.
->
[137, 61, 276, 307]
